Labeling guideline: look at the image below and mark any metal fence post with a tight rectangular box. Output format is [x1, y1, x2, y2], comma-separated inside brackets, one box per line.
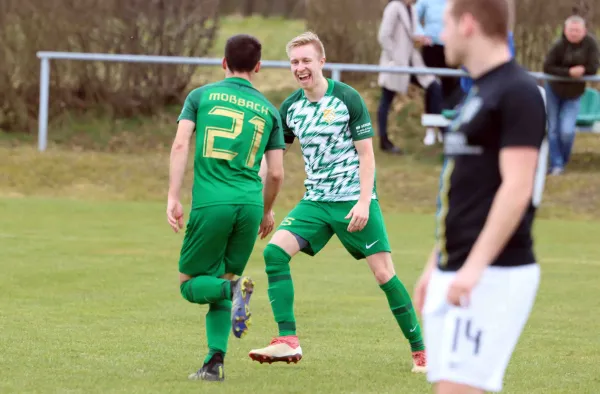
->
[331, 68, 341, 81]
[38, 57, 50, 152]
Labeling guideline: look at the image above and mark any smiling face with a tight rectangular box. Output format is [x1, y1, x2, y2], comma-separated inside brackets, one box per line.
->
[286, 32, 326, 91]
[289, 43, 325, 90]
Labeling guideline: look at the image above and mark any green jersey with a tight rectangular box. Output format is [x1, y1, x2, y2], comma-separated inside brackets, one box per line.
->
[178, 77, 285, 209]
[280, 79, 376, 202]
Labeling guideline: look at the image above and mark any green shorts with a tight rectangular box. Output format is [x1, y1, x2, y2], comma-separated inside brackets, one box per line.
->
[179, 204, 263, 277]
[277, 199, 391, 260]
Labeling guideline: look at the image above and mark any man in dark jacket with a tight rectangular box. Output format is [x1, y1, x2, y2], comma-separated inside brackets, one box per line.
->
[543, 15, 600, 175]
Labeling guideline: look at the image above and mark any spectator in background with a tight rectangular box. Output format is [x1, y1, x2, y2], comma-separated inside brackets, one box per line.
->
[377, 0, 444, 154]
[414, 0, 461, 109]
[543, 15, 599, 175]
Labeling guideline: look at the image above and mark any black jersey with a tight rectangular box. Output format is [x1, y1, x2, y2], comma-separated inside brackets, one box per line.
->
[437, 59, 547, 272]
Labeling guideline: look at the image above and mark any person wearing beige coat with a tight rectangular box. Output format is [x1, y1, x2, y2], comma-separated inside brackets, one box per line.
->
[376, 0, 443, 153]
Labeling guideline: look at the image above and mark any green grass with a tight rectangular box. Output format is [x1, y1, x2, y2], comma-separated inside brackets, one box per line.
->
[4, 13, 600, 391]
[2, 197, 600, 393]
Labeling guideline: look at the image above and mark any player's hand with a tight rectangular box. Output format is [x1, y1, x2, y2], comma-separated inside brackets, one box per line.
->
[569, 65, 585, 78]
[258, 210, 275, 239]
[345, 200, 370, 233]
[413, 270, 432, 316]
[166, 198, 184, 233]
[446, 265, 483, 307]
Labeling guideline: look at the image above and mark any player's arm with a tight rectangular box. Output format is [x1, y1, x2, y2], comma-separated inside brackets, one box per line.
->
[259, 142, 292, 183]
[166, 119, 194, 232]
[349, 90, 376, 206]
[169, 92, 198, 202]
[346, 89, 376, 232]
[461, 85, 546, 274]
[166, 91, 198, 232]
[257, 110, 287, 238]
[354, 139, 376, 206]
[168, 120, 194, 201]
[262, 149, 284, 214]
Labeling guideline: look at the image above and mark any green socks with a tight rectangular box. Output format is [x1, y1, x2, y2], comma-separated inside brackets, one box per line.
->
[264, 244, 297, 336]
[380, 275, 425, 352]
[179, 278, 232, 363]
[180, 276, 231, 305]
[203, 300, 232, 364]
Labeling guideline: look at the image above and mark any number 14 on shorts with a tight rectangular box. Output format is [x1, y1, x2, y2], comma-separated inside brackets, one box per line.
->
[444, 310, 483, 368]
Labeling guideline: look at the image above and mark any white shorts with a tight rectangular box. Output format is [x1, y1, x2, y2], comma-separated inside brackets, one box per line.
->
[423, 264, 540, 392]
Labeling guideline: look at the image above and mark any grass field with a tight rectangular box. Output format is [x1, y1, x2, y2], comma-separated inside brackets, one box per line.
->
[2, 197, 600, 393]
[4, 13, 600, 393]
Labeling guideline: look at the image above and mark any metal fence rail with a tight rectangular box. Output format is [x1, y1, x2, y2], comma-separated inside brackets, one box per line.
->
[36, 51, 600, 152]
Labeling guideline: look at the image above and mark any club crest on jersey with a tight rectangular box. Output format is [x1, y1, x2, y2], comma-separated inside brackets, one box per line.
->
[322, 108, 336, 124]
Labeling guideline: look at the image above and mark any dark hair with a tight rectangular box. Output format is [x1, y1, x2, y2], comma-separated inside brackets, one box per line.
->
[450, 0, 509, 40]
[224, 34, 262, 73]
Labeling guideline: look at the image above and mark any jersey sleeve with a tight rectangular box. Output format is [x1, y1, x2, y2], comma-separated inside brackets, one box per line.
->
[278, 102, 296, 144]
[266, 110, 286, 151]
[499, 83, 546, 149]
[177, 88, 202, 124]
[346, 89, 375, 141]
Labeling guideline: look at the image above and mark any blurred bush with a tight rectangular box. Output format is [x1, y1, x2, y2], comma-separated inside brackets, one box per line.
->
[305, 0, 387, 81]
[0, 0, 220, 132]
[219, 0, 306, 19]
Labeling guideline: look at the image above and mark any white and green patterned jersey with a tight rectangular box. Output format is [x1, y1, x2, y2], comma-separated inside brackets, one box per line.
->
[280, 79, 376, 202]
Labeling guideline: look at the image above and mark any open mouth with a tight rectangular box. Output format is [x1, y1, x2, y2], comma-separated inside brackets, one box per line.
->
[297, 73, 312, 83]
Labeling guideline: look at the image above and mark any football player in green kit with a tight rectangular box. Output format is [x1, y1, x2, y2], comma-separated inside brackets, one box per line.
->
[167, 34, 285, 382]
[249, 32, 427, 373]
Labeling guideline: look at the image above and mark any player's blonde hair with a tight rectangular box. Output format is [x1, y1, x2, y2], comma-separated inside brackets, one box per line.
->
[285, 31, 326, 59]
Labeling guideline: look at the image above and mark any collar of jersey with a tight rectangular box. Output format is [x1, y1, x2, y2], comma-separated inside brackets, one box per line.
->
[224, 77, 253, 87]
[302, 78, 334, 104]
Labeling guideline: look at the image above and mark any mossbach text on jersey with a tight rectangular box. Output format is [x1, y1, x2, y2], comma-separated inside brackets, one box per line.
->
[208, 92, 270, 116]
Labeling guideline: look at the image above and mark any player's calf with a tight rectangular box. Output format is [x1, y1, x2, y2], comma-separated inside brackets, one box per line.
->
[367, 252, 427, 371]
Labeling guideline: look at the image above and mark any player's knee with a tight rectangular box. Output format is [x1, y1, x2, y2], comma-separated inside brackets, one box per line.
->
[367, 252, 395, 285]
[263, 243, 291, 276]
[179, 279, 209, 305]
[180, 280, 195, 303]
[374, 269, 394, 285]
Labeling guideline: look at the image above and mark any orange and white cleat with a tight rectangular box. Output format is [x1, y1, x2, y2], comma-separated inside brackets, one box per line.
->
[249, 335, 303, 364]
[411, 350, 427, 373]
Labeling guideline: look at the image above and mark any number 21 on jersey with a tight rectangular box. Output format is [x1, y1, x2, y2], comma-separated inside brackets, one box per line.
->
[203, 105, 266, 167]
